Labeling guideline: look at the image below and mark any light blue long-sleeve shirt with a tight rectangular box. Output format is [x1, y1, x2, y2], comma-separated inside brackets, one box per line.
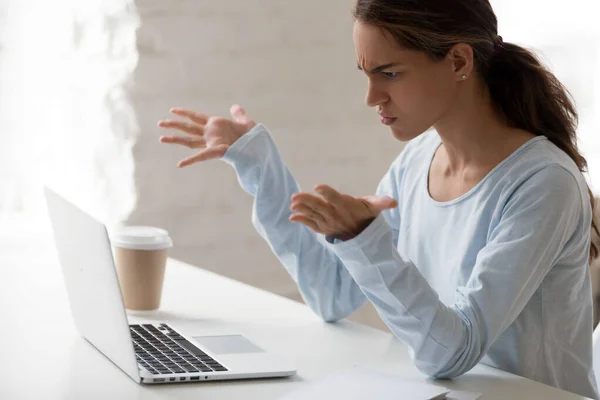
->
[222, 123, 598, 399]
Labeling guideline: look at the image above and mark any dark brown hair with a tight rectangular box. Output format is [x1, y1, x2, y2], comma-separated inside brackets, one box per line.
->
[354, 0, 599, 260]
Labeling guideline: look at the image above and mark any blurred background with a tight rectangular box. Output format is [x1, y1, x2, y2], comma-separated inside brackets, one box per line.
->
[0, 0, 598, 330]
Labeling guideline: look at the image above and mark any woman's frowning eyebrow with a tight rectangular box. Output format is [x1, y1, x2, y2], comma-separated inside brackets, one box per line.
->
[357, 62, 402, 73]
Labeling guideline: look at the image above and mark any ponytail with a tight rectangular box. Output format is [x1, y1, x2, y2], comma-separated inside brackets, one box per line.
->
[484, 40, 599, 260]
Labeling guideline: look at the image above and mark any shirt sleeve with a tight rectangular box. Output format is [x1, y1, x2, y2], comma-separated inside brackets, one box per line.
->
[221, 123, 367, 321]
[326, 164, 585, 377]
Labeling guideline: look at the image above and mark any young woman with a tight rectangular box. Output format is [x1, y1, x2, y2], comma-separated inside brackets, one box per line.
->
[158, 0, 598, 397]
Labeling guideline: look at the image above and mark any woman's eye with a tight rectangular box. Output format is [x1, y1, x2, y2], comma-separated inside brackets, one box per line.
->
[382, 72, 399, 79]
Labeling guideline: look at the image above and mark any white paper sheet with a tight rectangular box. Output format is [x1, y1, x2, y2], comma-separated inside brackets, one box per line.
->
[446, 390, 483, 400]
[280, 366, 450, 400]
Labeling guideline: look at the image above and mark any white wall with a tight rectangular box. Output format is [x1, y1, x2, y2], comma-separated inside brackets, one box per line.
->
[123, 1, 600, 325]
[126, 0, 400, 328]
[0, 0, 399, 328]
[0, 0, 139, 224]
[1, 0, 598, 330]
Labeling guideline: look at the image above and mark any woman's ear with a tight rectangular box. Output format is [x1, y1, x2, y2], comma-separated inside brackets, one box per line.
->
[447, 43, 474, 81]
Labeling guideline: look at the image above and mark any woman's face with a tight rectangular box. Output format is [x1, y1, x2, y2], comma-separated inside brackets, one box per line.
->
[353, 21, 458, 141]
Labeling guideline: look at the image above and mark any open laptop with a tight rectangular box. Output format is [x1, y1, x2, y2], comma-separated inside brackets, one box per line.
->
[44, 186, 297, 384]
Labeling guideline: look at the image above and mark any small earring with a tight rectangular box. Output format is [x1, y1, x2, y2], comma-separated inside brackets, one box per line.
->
[461, 74, 467, 80]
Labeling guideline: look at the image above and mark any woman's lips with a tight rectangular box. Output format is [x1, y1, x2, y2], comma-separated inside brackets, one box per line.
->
[380, 116, 397, 125]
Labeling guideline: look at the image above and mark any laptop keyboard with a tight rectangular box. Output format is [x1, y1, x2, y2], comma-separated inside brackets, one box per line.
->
[130, 323, 228, 375]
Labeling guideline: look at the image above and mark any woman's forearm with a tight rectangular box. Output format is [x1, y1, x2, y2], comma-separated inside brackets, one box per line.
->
[222, 124, 367, 321]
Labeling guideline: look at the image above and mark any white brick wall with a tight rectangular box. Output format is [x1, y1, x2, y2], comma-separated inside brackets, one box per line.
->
[3, 0, 597, 331]
[123, 0, 599, 329]
[126, 0, 402, 329]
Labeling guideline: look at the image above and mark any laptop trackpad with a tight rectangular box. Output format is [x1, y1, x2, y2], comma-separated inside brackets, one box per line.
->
[192, 335, 265, 355]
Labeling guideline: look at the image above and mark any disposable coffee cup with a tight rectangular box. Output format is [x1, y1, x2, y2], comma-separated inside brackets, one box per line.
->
[110, 226, 173, 311]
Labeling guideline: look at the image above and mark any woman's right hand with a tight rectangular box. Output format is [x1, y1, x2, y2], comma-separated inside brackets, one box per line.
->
[158, 104, 256, 168]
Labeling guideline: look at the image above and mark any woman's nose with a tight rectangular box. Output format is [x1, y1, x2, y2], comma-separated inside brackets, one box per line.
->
[364, 81, 388, 108]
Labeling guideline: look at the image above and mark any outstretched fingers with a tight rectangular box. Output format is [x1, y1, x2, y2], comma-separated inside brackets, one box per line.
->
[177, 145, 229, 167]
[170, 108, 209, 125]
[158, 119, 205, 136]
[159, 135, 206, 149]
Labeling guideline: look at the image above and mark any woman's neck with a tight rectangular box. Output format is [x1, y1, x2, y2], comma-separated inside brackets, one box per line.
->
[432, 80, 535, 174]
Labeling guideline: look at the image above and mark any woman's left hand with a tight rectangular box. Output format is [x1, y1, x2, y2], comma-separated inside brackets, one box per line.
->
[289, 184, 398, 242]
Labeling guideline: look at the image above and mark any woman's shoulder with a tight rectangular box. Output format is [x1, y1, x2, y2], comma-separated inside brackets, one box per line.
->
[503, 135, 587, 190]
[492, 136, 591, 222]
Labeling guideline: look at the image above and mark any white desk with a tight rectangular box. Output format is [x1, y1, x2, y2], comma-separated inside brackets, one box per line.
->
[0, 221, 592, 399]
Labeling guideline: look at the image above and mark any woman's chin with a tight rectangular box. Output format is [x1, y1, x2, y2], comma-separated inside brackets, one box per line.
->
[390, 126, 417, 142]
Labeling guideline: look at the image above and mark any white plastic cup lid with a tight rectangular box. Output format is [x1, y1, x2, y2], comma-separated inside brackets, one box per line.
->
[110, 226, 173, 251]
